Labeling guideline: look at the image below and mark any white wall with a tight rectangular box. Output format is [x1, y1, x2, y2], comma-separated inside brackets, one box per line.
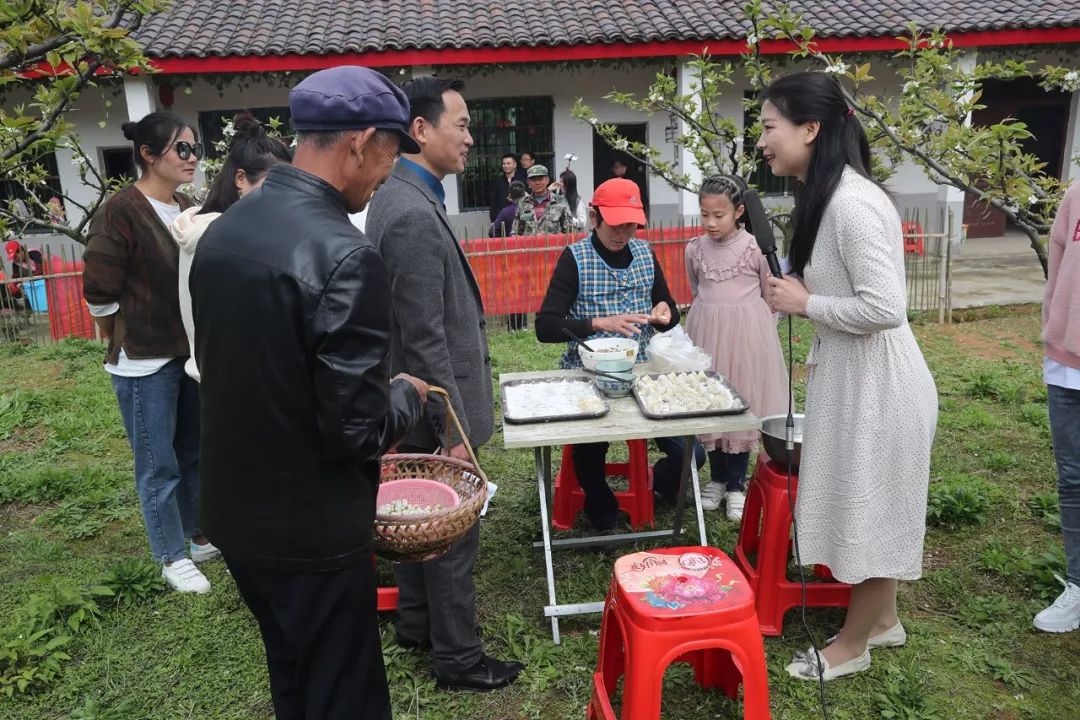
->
[1064, 91, 1080, 184]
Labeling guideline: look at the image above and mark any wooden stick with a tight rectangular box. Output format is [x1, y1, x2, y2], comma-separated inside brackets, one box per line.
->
[427, 386, 487, 483]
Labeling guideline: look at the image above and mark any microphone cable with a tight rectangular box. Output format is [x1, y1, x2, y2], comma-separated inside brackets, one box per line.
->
[784, 312, 830, 718]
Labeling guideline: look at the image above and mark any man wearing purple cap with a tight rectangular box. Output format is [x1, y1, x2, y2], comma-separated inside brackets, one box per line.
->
[190, 66, 428, 720]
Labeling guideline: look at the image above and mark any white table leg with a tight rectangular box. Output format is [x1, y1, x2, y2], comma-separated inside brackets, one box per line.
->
[534, 446, 560, 644]
[690, 456, 708, 546]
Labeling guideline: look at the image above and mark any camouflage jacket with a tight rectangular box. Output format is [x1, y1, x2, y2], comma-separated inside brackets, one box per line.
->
[514, 193, 574, 236]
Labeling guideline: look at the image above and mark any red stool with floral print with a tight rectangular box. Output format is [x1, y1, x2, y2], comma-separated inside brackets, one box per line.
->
[587, 546, 771, 720]
[553, 439, 654, 531]
[733, 455, 852, 636]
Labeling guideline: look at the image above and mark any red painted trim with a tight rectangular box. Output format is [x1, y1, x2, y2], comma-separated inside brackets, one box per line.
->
[149, 27, 1080, 74]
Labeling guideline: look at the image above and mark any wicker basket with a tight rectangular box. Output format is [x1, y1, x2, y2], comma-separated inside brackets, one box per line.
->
[373, 387, 488, 562]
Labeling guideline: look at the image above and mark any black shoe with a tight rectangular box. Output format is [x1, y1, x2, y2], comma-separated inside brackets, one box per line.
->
[435, 654, 525, 692]
[586, 510, 620, 533]
[395, 632, 431, 651]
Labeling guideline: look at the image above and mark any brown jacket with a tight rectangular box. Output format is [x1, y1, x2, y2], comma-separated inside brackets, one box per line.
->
[83, 185, 193, 364]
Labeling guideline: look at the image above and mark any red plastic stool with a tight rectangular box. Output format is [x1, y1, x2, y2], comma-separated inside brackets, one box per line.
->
[588, 547, 771, 720]
[372, 554, 399, 611]
[902, 220, 925, 256]
[553, 439, 654, 531]
[733, 455, 852, 636]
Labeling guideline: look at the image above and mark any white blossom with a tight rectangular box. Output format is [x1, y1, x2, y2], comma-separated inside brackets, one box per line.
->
[903, 81, 920, 94]
[563, 153, 578, 162]
[615, 138, 629, 151]
[588, 117, 598, 126]
[1060, 70, 1080, 92]
[824, 61, 849, 75]
[746, 33, 759, 46]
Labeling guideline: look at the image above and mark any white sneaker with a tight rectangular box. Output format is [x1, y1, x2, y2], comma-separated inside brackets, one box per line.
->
[698, 482, 726, 511]
[190, 539, 221, 563]
[1034, 575, 1080, 633]
[162, 558, 211, 594]
[726, 491, 746, 522]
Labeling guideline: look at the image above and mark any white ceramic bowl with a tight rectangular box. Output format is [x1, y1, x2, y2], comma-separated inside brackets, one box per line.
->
[578, 337, 639, 371]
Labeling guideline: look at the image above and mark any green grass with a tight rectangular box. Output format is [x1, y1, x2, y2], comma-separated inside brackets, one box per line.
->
[1, 308, 1077, 719]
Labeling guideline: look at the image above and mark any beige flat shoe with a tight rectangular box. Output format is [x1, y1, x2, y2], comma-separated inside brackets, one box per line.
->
[796, 621, 907, 662]
[786, 648, 870, 681]
[828, 621, 907, 650]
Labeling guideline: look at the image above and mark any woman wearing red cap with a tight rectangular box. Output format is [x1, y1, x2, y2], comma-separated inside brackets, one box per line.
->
[3, 240, 42, 316]
[536, 178, 704, 530]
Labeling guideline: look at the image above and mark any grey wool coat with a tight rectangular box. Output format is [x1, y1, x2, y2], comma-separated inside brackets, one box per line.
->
[366, 163, 494, 450]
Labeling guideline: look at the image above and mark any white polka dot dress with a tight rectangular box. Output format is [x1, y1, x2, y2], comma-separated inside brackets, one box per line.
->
[798, 167, 938, 584]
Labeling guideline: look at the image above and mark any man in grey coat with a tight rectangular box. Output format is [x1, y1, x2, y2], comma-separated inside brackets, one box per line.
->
[366, 76, 523, 692]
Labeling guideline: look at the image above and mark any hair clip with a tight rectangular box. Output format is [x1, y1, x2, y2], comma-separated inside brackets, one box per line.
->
[847, 107, 855, 117]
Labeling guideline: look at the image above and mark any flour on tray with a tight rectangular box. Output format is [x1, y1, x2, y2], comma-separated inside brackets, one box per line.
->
[504, 380, 605, 420]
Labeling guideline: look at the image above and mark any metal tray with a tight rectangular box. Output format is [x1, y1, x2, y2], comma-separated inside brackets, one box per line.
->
[631, 371, 750, 420]
[500, 377, 610, 425]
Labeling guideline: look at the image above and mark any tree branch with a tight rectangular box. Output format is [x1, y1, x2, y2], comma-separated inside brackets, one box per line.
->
[1, 59, 103, 164]
[0, 0, 138, 70]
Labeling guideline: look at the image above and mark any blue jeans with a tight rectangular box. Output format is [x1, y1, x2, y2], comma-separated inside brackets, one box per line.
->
[111, 359, 201, 563]
[708, 449, 750, 492]
[1049, 384, 1080, 586]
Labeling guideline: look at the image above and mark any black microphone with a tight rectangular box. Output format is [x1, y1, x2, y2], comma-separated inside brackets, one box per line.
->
[743, 189, 783, 279]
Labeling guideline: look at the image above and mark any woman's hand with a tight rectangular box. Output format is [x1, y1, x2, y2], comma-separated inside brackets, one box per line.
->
[591, 313, 651, 337]
[649, 301, 672, 325]
[766, 275, 810, 316]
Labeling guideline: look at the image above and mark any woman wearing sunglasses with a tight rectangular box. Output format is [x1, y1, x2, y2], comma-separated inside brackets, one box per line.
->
[84, 111, 218, 594]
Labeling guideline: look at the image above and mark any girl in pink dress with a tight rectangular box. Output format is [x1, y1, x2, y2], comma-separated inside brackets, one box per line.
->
[684, 175, 790, 520]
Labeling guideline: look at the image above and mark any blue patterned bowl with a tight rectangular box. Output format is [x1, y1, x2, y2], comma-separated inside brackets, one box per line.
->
[593, 359, 634, 398]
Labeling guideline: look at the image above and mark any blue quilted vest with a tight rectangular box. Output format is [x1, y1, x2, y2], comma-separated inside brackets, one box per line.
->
[560, 236, 655, 369]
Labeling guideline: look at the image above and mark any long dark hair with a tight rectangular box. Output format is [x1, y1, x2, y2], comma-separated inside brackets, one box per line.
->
[560, 169, 580, 212]
[760, 72, 875, 274]
[199, 113, 292, 214]
[121, 111, 191, 174]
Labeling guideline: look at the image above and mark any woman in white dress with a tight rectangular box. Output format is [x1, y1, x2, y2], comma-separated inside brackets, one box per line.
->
[758, 72, 938, 681]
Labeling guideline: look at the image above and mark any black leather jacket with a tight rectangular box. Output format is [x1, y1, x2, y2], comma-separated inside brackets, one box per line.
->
[190, 165, 422, 571]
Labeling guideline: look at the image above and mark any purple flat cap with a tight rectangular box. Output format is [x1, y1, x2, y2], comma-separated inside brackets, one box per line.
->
[289, 66, 420, 154]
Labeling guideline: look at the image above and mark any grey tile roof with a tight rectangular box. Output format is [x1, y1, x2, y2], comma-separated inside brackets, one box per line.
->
[134, 1, 1080, 59]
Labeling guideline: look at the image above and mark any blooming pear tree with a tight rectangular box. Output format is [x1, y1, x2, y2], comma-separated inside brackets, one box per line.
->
[0, 0, 164, 243]
[574, 0, 1078, 275]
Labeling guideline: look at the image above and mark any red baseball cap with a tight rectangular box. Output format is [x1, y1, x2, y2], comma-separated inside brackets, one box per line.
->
[4, 240, 20, 261]
[591, 178, 647, 227]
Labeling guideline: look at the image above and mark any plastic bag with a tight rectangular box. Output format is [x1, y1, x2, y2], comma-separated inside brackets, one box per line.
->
[645, 326, 712, 372]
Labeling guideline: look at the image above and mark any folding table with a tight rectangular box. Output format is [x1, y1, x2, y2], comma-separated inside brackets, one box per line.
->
[500, 369, 760, 643]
